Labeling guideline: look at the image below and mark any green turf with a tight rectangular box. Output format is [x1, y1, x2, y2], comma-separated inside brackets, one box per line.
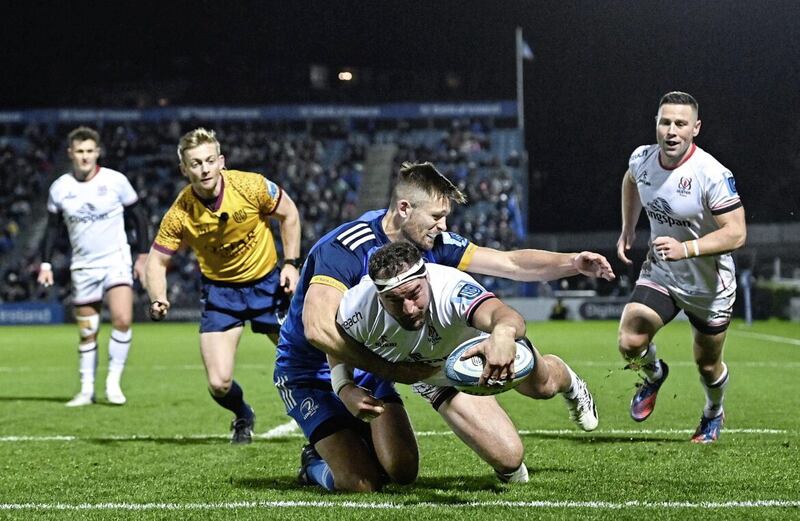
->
[1, 320, 798, 520]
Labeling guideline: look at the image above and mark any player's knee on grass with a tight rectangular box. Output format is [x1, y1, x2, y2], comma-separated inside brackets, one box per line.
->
[333, 465, 384, 492]
[493, 445, 525, 476]
[381, 452, 418, 486]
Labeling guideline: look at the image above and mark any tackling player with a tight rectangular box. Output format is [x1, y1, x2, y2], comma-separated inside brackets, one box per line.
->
[273, 162, 615, 491]
[616, 91, 747, 443]
[144, 128, 301, 444]
[310, 241, 597, 488]
[38, 126, 149, 407]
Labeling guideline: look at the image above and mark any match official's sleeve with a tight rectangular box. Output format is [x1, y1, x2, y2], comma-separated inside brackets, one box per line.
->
[152, 205, 184, 255]
[260, 177, 283, 215]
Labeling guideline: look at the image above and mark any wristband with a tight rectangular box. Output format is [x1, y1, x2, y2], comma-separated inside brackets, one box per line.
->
[40, 262, 52, 271]
[331, 364, 354, 396]
[692, 240, 700, 257]
[682, 243, 689, 259]
[283, 258, 300, 268]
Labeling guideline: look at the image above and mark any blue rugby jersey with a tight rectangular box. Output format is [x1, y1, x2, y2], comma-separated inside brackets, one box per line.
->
[274, 209, 475, 382]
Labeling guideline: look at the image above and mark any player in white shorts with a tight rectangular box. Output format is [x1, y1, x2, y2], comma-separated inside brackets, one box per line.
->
[38, 127, 149, 407]
[300, 241, 599, 488]
[616, 92, 746, 443]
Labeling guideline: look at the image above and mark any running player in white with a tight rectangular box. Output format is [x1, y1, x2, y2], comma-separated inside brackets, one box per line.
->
[616, 92, 746, 443]
[38, 127, 149, 407]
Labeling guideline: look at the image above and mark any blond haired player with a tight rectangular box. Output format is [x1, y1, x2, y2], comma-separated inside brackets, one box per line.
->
[145, 127, 301, 444]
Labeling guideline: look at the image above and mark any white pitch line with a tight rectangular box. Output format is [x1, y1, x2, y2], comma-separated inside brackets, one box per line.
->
[730, 330, 800, 346]
[0, 427, 789, 443]
[4, 360, 800, 373]
[1, 499, 799, 511]
[262, 419, 300, 439]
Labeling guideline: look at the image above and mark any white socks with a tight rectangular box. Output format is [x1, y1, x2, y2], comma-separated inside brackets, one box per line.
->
[637, 343, 663, 382]
[77, 341, 98, 394]
[76, 329, 131, 396]
[108, 328, 132, 374]
[702, 363, 729, 418]
[564, 364, 580, 399]
[496, 462, 530, 483]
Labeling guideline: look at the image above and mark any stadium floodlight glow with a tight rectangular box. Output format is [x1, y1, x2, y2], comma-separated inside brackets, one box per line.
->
[338, 71, 353, 81]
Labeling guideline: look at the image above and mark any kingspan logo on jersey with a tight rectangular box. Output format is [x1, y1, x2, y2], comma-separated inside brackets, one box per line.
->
[645, 197, 691, 228]
[67, 202, 111, 224]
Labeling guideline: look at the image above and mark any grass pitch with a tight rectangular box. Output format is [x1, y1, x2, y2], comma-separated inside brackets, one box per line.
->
[1, 319, 798, 520]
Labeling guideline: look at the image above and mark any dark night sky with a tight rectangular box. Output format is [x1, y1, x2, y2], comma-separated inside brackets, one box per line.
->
[3, 1, 799, 231]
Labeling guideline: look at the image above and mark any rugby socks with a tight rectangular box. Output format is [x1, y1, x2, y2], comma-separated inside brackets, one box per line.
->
[639, 343, 663, 383]
[563, 364, 580, 398]
[701, 363, 729, 418]
[77, 341, 98, 394]
[307, 459, 336, 491]
[107, 328, 132, 381]
[496, 462, 530, 484]
[211, 380, 253, 419]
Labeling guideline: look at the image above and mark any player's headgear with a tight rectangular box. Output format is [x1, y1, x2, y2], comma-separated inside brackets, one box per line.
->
[369, 242, 427, 293]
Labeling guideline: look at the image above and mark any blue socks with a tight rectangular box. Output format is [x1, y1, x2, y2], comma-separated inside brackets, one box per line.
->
[307, 458, 335, 491]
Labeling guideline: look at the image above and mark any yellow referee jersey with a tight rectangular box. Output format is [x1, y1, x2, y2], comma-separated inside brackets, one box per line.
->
[153, 170, 282, 282]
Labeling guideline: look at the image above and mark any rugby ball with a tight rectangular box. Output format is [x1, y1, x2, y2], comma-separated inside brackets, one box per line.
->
[444, 335, 535, 395]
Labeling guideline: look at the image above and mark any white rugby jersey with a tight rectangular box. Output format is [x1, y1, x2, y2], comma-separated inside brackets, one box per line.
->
[337, 263, 496, 386]
[628, 144, 742, 297]
[47, 167, 138, 269]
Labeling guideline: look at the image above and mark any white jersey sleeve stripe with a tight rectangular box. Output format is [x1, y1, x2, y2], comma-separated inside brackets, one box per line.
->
[336, 223, 368, 241]
[348, 234, 376, 251]
[339, 227, 372, 246]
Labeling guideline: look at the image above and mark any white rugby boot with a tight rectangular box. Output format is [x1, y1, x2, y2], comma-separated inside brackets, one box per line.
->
[564, 376, 599, 431]
[66, 391, 95, 407]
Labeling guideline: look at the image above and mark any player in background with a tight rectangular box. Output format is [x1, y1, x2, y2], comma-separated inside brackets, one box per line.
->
[38, 126, 149, 407]
[144, 128, 301, 444]
[616, 92, 746, 443]
[274, 162, 615, 491]
[304, 241, 599, 489]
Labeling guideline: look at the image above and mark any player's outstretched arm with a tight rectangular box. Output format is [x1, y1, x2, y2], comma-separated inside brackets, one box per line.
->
[304, 283, 437, 384]
[143, 248, 171, 321]
[467, 246, 615, 282]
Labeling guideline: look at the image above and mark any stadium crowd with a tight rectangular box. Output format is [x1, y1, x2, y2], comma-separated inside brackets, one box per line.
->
[0, 116, 530, 306]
